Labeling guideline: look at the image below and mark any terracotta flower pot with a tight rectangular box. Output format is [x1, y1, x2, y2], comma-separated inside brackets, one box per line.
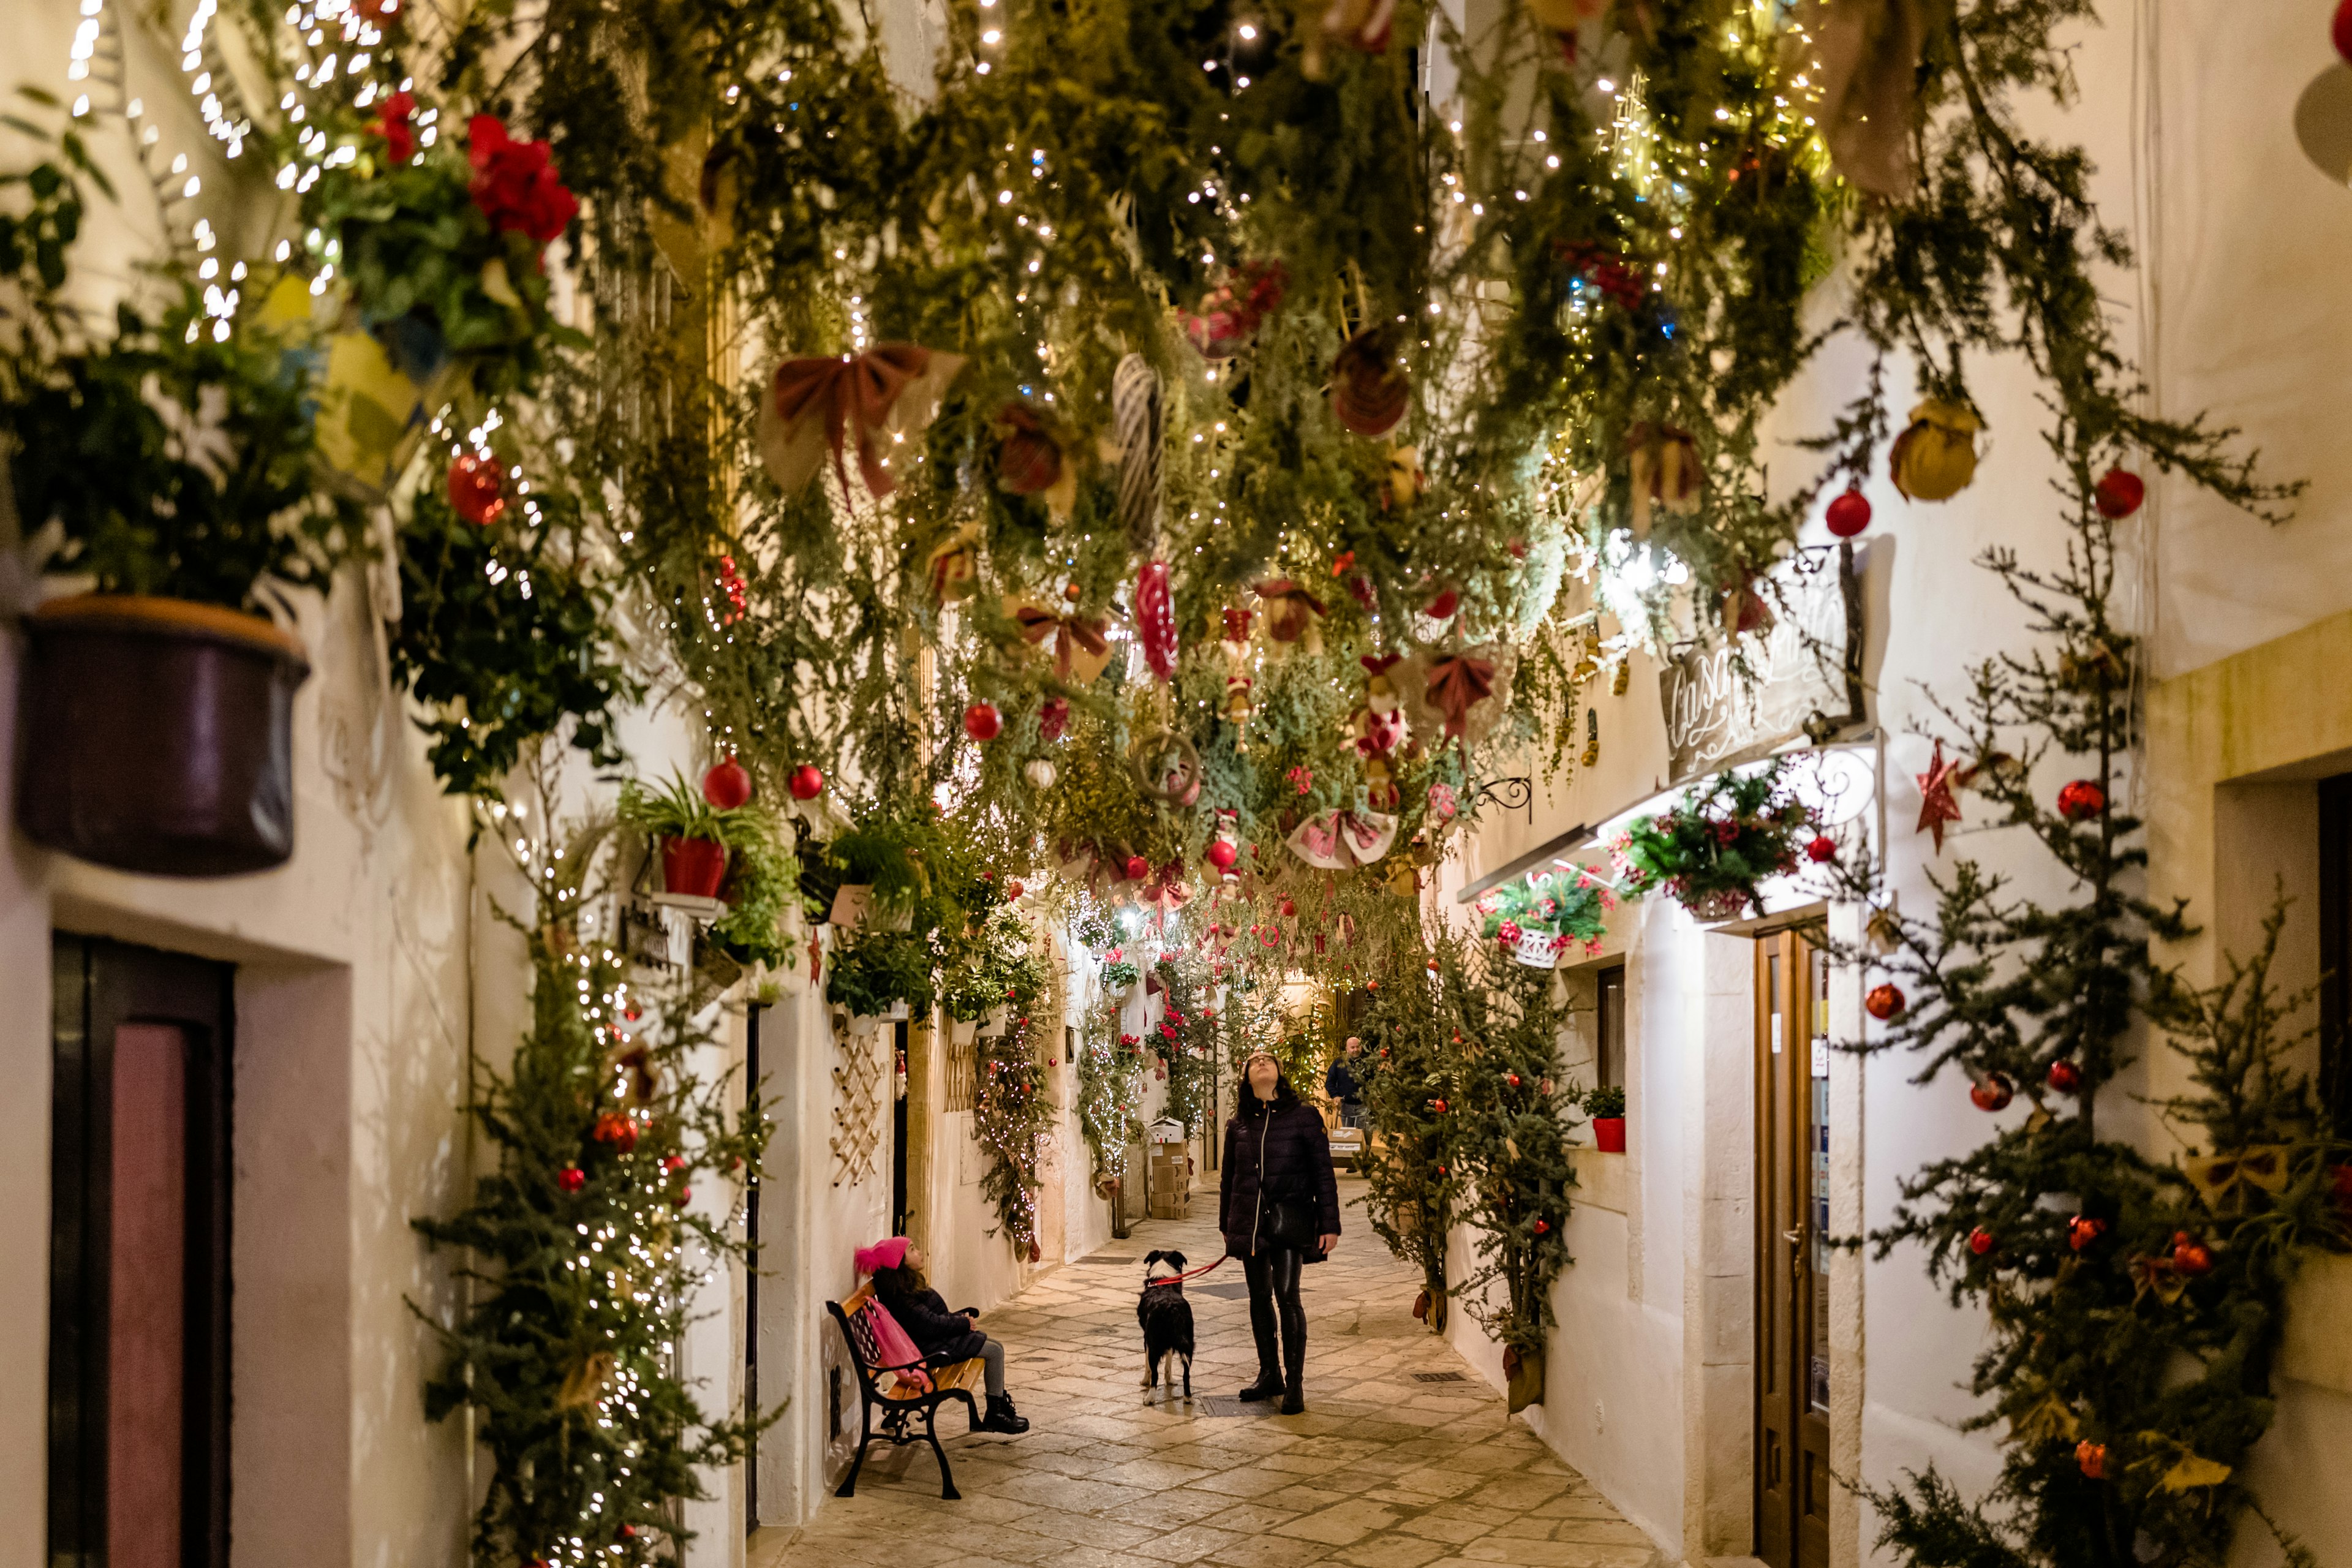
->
[1591, 1116, 1627, 1153]
[660, 835, 729, 899]
[16, 594, 310, 876]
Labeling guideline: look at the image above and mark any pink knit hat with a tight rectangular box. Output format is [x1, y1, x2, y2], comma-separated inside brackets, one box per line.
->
[855, 1236, 911, 1275]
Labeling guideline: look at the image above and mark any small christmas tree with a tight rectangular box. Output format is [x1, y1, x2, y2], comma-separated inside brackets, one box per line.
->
[415, 813, 772, 1567]
[1442, 929, 1581, 1411]
[1817, 447, 2345, 1568]
[1359, 938, 1464, 1331]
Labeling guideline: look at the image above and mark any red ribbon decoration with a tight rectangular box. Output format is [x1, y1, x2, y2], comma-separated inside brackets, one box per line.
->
[1013, 605, 1109, 679]
[1253, 579, 1328, 643]
[1360, 652, 1402, 677]
[769, 344, 936, 499]
[1140, 858, 1189, 929]
[1137, 561, 1178, 682]
[1424, 653, 1496, 739]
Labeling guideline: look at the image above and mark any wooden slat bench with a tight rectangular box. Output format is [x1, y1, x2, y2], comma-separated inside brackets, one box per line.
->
[826, 1281, 989, 1499]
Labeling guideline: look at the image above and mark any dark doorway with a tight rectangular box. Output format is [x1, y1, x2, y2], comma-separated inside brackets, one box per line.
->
[890, 1019, 911, 1238]
[2319, 772, 2352, 1136]
[1754, 930, 1831, 1568]
[50, 934, 235, 1568]
[1596, 963, 1627, 1091]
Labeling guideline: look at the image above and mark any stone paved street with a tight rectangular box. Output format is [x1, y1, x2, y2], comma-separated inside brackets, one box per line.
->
[751, 1179, 1662, 1568]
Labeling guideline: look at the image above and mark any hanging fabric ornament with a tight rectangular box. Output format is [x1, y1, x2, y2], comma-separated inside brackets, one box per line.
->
[1206, 809, 1242, 876]
[1303, 0, 1396, 76]
[1626, 423, 1702, 535]
[1218, 605, 1256, 750]
[1288, 810, 1399, 870]
[1039, 695, 1070, 742]
[1398, 646, 1516, 747]
[1330, 326, 1410, 438]
[995, 403, 1078, 519]
[1792, 0, 1926, 198]
[1254, 579, 1329, 654]
[923, 521, 983, 606]
[1007, 596, 1112, 685]
[756, 343, 966, 500]
[1721, 574, 1775, 636]
[1915, 739, 1964, 853]
[1136, 560, 1179, 682]
[1890, 399, 1981, 502]
[1131, 729, 1203, 807]
[1112, 354, 1164, 554]
[1022, 758, 1058, 791]
[1224, 673, 1255, 751]
[1181, 262, 1288, 359]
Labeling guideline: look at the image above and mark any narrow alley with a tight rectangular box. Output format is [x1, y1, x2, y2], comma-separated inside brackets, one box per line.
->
[752, 1182, 1662, 1568]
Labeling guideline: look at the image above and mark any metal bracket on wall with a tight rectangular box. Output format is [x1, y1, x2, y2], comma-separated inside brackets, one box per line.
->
[1472, 775, 1534, 824]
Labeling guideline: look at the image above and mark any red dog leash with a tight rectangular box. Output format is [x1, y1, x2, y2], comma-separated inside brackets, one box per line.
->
[1142, 1255, 1229, 1289]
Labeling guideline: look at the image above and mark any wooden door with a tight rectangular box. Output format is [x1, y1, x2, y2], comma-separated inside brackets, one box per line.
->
[50, 935, 233, 1568]
[1755, 932, 1832, 1568]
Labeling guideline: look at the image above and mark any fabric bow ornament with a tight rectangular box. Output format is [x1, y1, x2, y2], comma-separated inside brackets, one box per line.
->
[756, 343, 966, 500]
[2182, 1146, 2291, 1212]
[1425, 653, 1496, 739]
[924, 521, 982, 606]
[1139, 860, 1190, 927]
[1008, 596, 1112, 684]
[1287, 809, 1399, 870]
[1253, 579, 1329, 650]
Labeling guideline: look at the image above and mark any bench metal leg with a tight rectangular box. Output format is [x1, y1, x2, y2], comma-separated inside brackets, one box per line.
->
[835, 1402, 873, 1498]
[923, 1400, 961, 1501]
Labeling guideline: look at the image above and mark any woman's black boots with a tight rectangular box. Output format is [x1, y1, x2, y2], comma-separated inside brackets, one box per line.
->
[1279, 1304, 1307, 1414]
[981, 1393, 1030, 1433]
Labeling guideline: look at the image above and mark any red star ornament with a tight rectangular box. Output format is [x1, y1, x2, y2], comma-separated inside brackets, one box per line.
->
[1916, 739, 1964, 854]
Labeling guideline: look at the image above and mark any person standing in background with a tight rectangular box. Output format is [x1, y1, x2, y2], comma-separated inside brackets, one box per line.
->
[1325, 1035, 1365, 1129]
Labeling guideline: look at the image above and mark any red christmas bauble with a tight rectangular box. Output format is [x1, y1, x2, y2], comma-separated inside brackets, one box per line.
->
[1008, 879, 1027, 900]
[1534, 1218, 1550, 1235]
[673, 1186, 692, 1208]
[2170, 1231, 2214, 1276]
[2094, 467, 2146, 519]
[1028, 1241, 1042, 1263]
[559, 1166, 586, 1193]
[447, 452, 507, 526]
[1967, 1227, 1995, 1257]
[1507, 1072, 1521, 1087]
[1866, 982, 1905, 1021]
[788, 763, 826, 801]
[2046, 1058, 2083, 1093]
[594, 1111, 640, 1151]
[2057, 779, 2106, 821]
[1123, 854, 1150, 881]
[702, 755, 753, 809]
[1206, 839, 1240, 870]
[2338, 0, 2352, 63]
[2076, 1440, 2107, 1480]
[662, 1153, 688, 1173]
[1431, 1098, 1449, 1114]
[2068, 1214, 2107, 1252]
[1970, 1072, 2015, 1113]
[1280, 898, 1297, 918]
[1825, 487, 1872, 538]
[1806, 834, 1838, 863]
[1425, 587, 1460, 620]
[963, 702, 1003, 742]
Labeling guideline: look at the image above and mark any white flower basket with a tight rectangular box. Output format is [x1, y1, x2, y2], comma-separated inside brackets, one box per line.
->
[1513, 929, 1561, 970]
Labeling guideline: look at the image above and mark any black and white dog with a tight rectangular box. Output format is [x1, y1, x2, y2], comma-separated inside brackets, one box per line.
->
[1136, 1250, 1196, 1400]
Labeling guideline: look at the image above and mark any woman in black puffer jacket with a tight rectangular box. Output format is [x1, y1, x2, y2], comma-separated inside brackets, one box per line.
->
[1218, 1049, 1341, 1413]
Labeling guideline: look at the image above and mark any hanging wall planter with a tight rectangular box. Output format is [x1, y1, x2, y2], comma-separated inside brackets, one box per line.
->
[658, 835, 729, 900]
[16, 595, 310, 876]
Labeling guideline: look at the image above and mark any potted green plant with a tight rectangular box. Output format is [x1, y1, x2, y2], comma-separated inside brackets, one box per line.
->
[618, 771, 734, 900]
[4, 123, 361, 875]
[1475, 868, 1611, 968]
[1584, 1085, 1627, 1153]
[1611, 762, 1813, 921]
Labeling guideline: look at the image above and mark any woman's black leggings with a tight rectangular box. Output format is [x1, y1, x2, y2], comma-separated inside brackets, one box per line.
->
[1243, 1246, 1307, 1381]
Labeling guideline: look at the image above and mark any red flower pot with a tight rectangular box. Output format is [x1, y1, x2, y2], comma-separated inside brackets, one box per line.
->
[660, 835, 729, 899]
[1592, 1116, 1627, 1153]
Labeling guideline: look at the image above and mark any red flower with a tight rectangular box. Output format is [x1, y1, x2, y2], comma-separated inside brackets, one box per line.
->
[467, 115, 578, 245]
[375, 90, 417, 166]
